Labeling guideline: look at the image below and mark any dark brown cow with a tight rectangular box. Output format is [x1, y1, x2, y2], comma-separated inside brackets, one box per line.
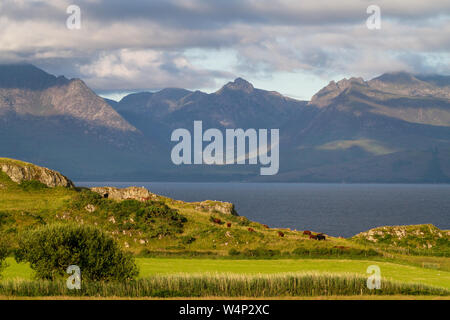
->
[227, 222, 232, 228]
[262, 224, 269, 229]
[213, 218, 222, 224]
[303, 230, 312, 236]
[277, 231, 285, 237]
[316, 233, 326, 241]
[248, 227, 255, 232]
[309, 234, 317, 240]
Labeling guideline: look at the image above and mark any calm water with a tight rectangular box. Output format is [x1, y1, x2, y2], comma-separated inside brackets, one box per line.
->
[77, 182, 450, 237]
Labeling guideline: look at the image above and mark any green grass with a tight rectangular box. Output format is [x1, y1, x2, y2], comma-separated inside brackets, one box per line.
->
[0, 273, 448, 298]
[2, 258, 34, 280]
[3, 257, 450, 290]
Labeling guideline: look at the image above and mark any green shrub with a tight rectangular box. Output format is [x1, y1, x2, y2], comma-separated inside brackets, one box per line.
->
[19, 180, 48, 191]
[180, 236, 196, 245]
[0, 241, 8, 277]
[291, 246, 380, 257]
[15, 224, 138, 281]
[70, 190, 187, 238]
[228, 247, 281, 258]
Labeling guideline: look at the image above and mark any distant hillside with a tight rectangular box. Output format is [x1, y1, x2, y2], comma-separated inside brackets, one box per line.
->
[1, 64, 450, 182]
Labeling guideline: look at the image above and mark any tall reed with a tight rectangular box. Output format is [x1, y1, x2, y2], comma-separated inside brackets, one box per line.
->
[0, 272, 448, 297]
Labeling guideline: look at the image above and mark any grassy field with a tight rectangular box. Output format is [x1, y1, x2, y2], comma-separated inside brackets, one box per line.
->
[4, 257, 450, 290]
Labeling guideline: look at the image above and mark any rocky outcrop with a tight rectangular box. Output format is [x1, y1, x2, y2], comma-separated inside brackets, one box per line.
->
[91, 186, 239, 215]
[0, 159, 74, 188]
[352, 224, 450, 250]
[192, 200, 238, 216]
[90, 186, 159, 201]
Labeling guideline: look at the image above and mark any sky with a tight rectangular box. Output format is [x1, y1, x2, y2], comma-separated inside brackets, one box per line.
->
[0, 0, 449, 101]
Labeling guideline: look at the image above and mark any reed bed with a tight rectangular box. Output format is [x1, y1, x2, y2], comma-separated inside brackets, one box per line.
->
[1, 272, 448, 297]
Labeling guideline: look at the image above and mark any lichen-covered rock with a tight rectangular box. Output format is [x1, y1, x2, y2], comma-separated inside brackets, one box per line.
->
[0, 158, 74, 188]
[193, 200, 238, 216]
[90, 186, 159, 201]
[84, 204, 96, 213]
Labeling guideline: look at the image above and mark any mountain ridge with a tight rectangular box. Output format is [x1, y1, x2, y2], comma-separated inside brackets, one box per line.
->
[1, 64, 450, 182]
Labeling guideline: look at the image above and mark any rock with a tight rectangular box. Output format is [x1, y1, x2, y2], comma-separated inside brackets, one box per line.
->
[90, 186, 158, 201]
[193, 200, 238, 216]
[84, 204, 96, 213]
[90, 185, 239, 216]
[0, 159, 74, 188]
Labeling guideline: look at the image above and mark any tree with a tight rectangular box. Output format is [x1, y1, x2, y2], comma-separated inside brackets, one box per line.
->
[15, 224, 138, 281]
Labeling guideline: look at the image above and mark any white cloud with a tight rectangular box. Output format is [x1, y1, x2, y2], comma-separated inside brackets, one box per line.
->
[0, 0, 448, 96]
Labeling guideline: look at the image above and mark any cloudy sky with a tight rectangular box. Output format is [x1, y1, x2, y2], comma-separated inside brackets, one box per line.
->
[0, 0, 449, 100]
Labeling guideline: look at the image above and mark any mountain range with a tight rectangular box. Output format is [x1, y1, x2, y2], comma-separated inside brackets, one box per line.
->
[1, 63, 450, 182]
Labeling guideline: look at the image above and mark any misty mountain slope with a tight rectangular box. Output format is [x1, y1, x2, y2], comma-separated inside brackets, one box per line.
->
[300, 76, 450, 149]
[0, 64, 164, 179]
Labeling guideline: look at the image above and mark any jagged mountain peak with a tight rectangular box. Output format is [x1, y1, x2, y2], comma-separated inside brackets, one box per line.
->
[218, 77, 254, 94]
[309, 77, 367, 107]
[0, 64, 136, 132]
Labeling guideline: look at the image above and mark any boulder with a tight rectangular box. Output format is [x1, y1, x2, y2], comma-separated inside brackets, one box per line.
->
[193, 200, 238, 216]
[0, 158, 74, 188]
[90, 186, 159, 201]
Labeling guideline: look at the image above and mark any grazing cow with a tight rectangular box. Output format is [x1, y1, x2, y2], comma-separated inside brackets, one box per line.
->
[262, 224, 269, 229]
[316, 234, 326, 241]
[248, 227, 255, 232]
[277, 231, 285, 237]
[333, 246, 349, 249]
[309, 234, 317, 240]
[213, 218, 222, 224]
[303, 230, 312, 236]
[227, 222, 232, 228]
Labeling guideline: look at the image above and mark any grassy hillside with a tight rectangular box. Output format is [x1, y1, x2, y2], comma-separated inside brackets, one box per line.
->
[1, 157, 449, 298]
[0, 159, 380, 257]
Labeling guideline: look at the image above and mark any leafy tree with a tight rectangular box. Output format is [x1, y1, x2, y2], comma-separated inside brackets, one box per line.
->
[15, 224, 138, 281]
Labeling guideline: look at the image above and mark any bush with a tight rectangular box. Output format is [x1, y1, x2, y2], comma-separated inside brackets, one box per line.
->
[15, 224, 138, 281]
[180, 236, 196, 245]
[70, 190, 187, 238]
[228, 247, 281, 258]
[19, 180, 48, 191]
[0, 241, 8, 277]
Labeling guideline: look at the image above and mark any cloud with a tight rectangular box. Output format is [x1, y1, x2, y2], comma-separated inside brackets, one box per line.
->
[0, 0, 448, 93]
